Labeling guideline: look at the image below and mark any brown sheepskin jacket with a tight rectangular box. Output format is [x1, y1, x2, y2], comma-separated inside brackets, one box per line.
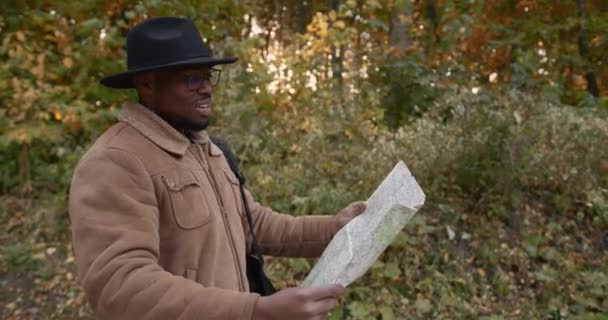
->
[68, 102, 340, 319]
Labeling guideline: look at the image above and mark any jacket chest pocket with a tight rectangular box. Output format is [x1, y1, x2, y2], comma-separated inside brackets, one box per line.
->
[162, 170, 211, 229]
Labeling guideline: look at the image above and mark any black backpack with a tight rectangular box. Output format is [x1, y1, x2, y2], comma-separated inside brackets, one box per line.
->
[210, 137, 277, 296]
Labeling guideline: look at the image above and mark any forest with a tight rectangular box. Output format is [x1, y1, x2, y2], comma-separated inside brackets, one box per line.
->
[0, 0, 607, 319]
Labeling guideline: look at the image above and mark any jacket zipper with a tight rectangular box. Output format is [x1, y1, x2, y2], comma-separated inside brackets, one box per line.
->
[195, 144, 246, 291]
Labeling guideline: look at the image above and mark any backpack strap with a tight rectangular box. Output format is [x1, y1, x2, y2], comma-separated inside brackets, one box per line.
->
[210, 137, 261, 255]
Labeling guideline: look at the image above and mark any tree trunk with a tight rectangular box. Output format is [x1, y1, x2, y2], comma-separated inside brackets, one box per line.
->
[424, 0, 440, 50]
[577, 0, 600, 97]
[243, 13, 253, 39]
[328, 0, 343, 107]
[388, 0, 413, 53]
[296, 0, 312, 34]
[331, 45, 343, 91]
[277, 0, 285, 44]
[384, 0, 415, 129]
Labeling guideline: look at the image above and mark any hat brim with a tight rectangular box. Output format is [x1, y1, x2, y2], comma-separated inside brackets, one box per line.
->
[100, 56, 238, 89]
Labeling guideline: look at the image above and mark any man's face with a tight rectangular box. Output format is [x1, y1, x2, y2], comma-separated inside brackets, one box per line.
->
[146, 66, 214, 131]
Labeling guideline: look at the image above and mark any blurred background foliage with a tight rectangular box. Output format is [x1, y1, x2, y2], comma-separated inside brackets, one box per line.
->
[0, 0, 607, 319]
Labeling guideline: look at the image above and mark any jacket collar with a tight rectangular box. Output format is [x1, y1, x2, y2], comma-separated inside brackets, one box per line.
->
[118, 102, 212, 156]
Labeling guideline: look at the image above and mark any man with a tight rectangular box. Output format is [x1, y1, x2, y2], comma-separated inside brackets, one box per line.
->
[68, 16, 366, 319]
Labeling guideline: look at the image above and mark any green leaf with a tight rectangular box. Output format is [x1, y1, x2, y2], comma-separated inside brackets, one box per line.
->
[328, 306, 345, 320]
[383, 261, 401, 278]
[379, 305, 396, 320]
[533, 265, 558, 284]
[522, 235, 544, 258]
[365, 0, 382, 9]
[348, 301, 370, 319]
[287, 258, 311, 274]
[415, 298, 432, 314]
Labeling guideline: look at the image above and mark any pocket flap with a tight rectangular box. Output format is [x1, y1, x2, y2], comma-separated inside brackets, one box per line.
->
[162, 170, 199, 191]
[209, 143, 223, 157]
[161, 169, 210, 230]
[223, 168, 240, 186]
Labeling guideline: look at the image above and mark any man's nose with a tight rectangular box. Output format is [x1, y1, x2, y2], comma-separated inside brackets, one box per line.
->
[197, 81, 212, 95]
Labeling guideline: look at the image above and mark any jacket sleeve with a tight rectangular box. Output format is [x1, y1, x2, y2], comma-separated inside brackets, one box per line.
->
[69, 147, 258, 320]
[243, 189, 340, 258]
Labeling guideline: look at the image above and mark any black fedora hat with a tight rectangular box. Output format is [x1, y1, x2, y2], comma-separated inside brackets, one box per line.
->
[100, 17, 238, 89]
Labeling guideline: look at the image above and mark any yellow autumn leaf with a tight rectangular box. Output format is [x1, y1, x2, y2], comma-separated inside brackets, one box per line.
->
[329, 10, 337, 21]
[37, 53, 46, 64]
[63, 46, 73, 56]
[334, 20, 346, 29]
[12, 128, 31, 144]
[346, 0, 357, 8]
[11, 77, 21, 89]
[300, 118, 311, 130]
[16, 31, 26, 42]
[53, 111, 63, 121]
[344, 129, 353, 139]
[62, 57, 74, 69]
[32, 54, 46, 80]
[318, 21, 329, 37]
[366, 0, 382, 9]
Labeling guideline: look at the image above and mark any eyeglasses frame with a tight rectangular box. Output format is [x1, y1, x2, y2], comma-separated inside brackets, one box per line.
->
[184, 67, 222, 91]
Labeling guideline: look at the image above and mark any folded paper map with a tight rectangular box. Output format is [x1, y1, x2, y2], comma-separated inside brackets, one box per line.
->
[302, 161, 426, 287]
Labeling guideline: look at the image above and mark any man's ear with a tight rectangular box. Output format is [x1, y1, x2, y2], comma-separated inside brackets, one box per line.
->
[133, 72, 155, 103]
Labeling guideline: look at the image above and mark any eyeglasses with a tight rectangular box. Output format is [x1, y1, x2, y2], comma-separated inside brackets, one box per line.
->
[185, 68, 221, 90]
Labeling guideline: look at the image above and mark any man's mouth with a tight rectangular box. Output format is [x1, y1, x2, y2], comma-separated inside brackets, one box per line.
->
[195, 100, 210, 109]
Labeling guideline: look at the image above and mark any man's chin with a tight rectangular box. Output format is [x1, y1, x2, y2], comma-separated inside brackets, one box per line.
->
[172, 118, 209, 132]
[187, 120, 209, 131]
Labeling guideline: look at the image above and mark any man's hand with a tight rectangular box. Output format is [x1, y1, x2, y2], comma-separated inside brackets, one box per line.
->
[252, 285, 345, 320]
[335, 201, 366, 229]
